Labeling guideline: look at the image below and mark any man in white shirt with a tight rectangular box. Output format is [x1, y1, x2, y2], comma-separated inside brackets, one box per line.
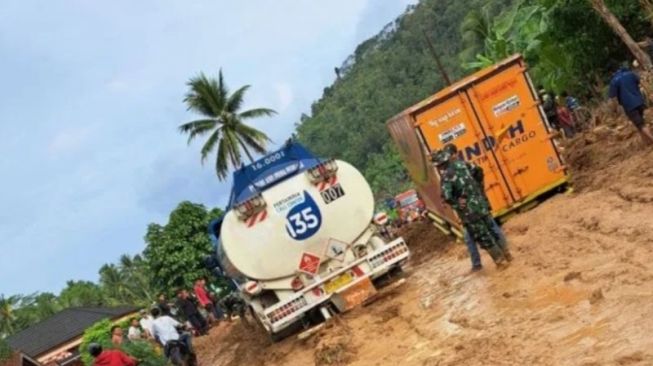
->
[150, 307, 194, 355]
[127, 318, 142, 340]
[139, 310, 155, 339]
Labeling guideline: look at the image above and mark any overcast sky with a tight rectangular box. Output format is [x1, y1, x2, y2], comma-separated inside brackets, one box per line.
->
[0, 1, 416, 295]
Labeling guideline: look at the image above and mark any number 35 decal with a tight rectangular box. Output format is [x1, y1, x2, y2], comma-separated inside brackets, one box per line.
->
[286, 192, 322, 240]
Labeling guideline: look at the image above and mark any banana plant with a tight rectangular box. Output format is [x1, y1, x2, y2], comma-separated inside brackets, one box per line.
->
[463, 1, 549, 70]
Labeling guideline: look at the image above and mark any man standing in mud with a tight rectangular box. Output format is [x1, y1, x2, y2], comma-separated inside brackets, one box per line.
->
[442, 144, 508, 271]
[432, 149, 512, 269]
[609, 65, 653, 145]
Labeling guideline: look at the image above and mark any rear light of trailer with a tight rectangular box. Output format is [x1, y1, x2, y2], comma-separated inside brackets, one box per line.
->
[290, 276, 304, 291]
[307, 159, 338, 183]
[267, 296, 308, 324]
[369, 243, 409, 268]
[234, 194, 266, 221]
[244, 280, 262, 296]
[373, 212, 389, 225]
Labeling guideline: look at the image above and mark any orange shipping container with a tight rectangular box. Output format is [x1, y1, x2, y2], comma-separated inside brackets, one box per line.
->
[387, 55, 567, 232]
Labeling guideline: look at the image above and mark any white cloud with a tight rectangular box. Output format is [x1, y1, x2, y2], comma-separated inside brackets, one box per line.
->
[275, 82, 294, 113]
[48, 128, 91, 155]
[106, 78, 129, 92]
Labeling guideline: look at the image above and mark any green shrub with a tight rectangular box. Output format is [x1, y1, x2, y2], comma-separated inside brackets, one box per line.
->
[79, 319, 165, 366]
[122, 341, 166, 366]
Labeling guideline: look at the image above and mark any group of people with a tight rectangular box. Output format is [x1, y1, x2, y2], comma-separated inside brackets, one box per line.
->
[539, 87, 582, 139]
[91, 308, 196, 366]
[544, 63, 653, 145]
[89, 277, 230, 365]
[147, 280, 227, 338]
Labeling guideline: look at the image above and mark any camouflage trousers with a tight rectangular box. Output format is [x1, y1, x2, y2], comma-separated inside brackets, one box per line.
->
[462, 214, 512, 266]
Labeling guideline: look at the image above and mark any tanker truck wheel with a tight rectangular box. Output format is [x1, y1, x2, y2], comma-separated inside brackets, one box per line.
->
[373, 264, 406, 289]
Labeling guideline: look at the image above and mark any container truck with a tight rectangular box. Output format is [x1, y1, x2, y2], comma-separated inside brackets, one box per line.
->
[387, 55, 568, 235]
[208, 142, 410, 339]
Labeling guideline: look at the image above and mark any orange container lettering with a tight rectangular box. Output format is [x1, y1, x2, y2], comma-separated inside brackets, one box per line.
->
[387, 55, 567, 229]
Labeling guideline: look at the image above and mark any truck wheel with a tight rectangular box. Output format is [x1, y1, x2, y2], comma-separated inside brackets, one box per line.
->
[389, 264, 405, 277]
[373, 264, 405, 288]
[306, 306, 327, 325]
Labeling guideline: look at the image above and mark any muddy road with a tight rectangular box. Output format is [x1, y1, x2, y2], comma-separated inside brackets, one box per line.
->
[196, 121, 653, 366]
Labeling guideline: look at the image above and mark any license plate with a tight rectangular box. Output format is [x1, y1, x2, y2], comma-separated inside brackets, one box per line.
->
[324, 272, 354, 294]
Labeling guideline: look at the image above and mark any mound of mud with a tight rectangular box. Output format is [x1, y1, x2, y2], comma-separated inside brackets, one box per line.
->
[562, 108, 651, 191]
[313, 321, 357, 366]
[195, 321, 275, 366]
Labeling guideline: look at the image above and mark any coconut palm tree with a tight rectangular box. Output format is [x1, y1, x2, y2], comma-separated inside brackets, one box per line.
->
[180, 71, 277, 180]
[99, 264, 132, 305]
[0, 295, 21, 337]
[31, 293, 60, 321]
[119, 254, 154, 304]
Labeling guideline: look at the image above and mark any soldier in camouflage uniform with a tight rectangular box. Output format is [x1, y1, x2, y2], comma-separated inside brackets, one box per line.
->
[432, 149, 512, 268]
[443, 144, 507, 270]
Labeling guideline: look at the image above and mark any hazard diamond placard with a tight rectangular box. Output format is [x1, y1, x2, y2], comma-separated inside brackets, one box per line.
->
[298, 252, 321, 275]
[325, 239, 348, 262]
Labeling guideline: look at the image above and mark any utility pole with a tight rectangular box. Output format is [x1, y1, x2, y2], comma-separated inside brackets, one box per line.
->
[422, 29, 452, 86]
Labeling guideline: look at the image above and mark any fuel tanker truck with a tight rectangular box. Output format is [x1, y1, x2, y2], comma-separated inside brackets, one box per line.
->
[208, 142, 410, 339]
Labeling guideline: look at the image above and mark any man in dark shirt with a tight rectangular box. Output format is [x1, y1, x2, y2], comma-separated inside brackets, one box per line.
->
[609, 66, 653, 144]
[157, 293, 172, 316]
[539, 87, 560, 131]
[176, 289, 209, 335]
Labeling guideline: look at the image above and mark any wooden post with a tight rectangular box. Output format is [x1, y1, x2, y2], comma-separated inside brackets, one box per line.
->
[590, 0, 653, 70]
[422, 29, 452, 86]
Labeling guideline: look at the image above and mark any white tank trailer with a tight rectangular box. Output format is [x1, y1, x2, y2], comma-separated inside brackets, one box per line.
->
[208, 143, 410, 339]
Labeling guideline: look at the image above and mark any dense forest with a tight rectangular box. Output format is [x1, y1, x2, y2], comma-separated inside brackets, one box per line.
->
[2, 0, 653, 343]
[296, 0, 652, 200]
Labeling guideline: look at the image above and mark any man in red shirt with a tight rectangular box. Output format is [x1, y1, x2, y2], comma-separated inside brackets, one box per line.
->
[193, 278, 222, 323]
[89, 343, 136, 366]
[556, 98, 576, 139]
